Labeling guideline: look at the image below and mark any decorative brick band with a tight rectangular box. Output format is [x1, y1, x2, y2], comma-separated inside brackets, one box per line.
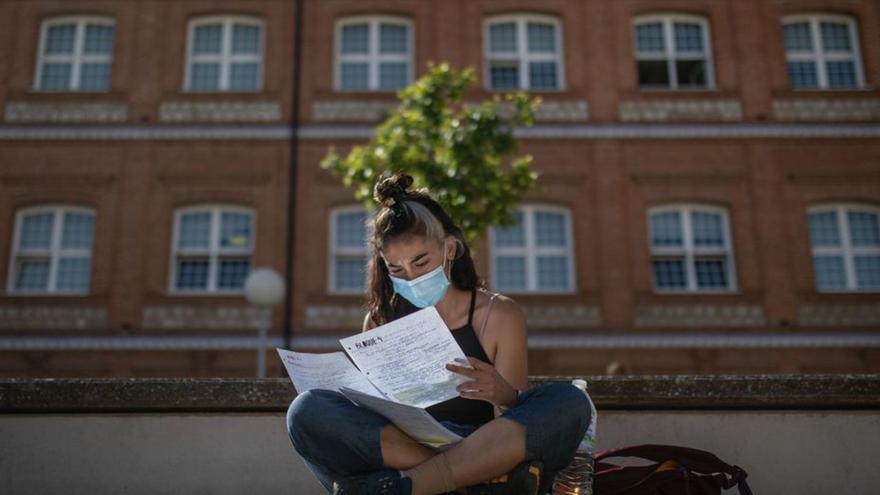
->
[523, 304, 601, 328]
[498, 100, 589, 122]
[619, 99, 743, 122]
[773, 99, 880, 121]
[4, 102, 128, 123]
[312, 99, 590, 122]
[141, 306, 261, 330]
[304, 304, 365, 330]
[798, 303, 880, 327]
[634, 304, 766, 328]
[159, 101, 281, 123]
[0, 306, 108, 330]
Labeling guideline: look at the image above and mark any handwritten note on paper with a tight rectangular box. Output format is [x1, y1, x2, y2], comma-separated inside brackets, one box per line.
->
[339, 307, 470, 408]
[276, 348, 384, 397]
[340, 387, 462, 449]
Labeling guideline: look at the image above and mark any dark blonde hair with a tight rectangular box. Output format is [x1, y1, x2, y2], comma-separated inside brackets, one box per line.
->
[366, 173, 483, 325]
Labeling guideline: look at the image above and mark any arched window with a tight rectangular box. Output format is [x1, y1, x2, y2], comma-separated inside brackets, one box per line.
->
[185, 16, 264, 91]
[329, 206, 369, 293]
[35, 16, 115, 91]
[648, 204, 736, 292]
[782, 14, 865, 89]
[170, 205, 254, 293]
[335, 16, 413, 91]
[633, 14, 714, 89]
[808, 204, 880, 291]
[490, 205, 575, 293]
[484, 14, 564, 91]
[7, 206, 96, 294]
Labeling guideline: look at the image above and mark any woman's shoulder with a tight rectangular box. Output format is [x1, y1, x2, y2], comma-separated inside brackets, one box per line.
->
[476, 289, 526, 331]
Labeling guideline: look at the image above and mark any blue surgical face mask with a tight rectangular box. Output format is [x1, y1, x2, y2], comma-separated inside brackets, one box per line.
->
[388, 246, 450, 308]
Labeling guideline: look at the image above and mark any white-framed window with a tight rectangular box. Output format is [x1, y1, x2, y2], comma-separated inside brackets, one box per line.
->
[490, 205, 575, 293]
[34, 16, 115, 92]
[7, 206, 95, 295]
[169, 205, 254, 294]
[484, 14, 565, 91]
[329, 206, 370, 294]
[633, 14, 715, 89]
[782, 14, 865, 89]
[648, 204, 737, 292]
[335, 16, 413, 91]
[808, 204, 880, 292]
[185, 16, 264, 92]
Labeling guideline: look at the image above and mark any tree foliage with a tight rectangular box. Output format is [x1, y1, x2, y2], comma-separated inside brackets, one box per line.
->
[321, 63, 540, 245]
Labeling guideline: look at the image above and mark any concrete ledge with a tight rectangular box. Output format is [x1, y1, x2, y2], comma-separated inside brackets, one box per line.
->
[2, 375, 878, 413]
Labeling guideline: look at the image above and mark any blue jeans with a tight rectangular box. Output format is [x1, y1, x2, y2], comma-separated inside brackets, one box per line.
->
[286, 382, 591, 494]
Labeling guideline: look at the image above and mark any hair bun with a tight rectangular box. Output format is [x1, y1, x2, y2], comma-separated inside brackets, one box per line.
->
[374, 173, 414, 207]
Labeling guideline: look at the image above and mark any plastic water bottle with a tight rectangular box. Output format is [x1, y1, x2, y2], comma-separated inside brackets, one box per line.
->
[552, 379, 598, 495]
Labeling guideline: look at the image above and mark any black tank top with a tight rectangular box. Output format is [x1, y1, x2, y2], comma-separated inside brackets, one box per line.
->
[391, 289, 495, 426]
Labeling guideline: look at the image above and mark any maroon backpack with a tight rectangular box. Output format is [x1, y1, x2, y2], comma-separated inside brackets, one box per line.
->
[593, 444, 753, 495]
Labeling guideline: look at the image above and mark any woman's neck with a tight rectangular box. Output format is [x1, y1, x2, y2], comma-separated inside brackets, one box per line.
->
[434, 286, 470, 329]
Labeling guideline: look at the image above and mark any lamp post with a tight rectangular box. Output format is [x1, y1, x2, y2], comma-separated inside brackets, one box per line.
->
[244, 268, 285, 378]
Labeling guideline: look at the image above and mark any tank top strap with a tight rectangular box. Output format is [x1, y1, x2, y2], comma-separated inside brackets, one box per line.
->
[466, 288, 477, 326]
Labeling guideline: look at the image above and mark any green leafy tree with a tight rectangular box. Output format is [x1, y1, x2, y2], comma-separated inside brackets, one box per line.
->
[321, 63, 540, 245]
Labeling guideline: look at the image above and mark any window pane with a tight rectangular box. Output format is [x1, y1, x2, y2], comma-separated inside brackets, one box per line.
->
[61, 212, 95, 249]
[340, 63, 369, 90]
[15, 259, 50, 291]
[676, 59, 707, 87]
[489, 23, 517, 52]
[529, 62, 558, 89]
[691, 211, 724, 247]
[854, 256, 880, 289]
[336, 212, 367, 248]
[826, 61, 857, 88]
[176, 258, 209, 289]
[535, 212, 566, 247]
[218, 258, 250, 289]
[635, 23, 665, 52]
[493, 212, 524, 247]
[230, 63, 259, 90]
[653, 258, 686, 289]
[813, 255, 846, 290]
[178, 212, 211, 249]
[788, 61, 818, 88]
[674, 23, 703, 52]
[232, 24, 260, 54]
[848, 211, 880, 246]
[495, 256, 526, 290]
[335, 257, 367, 291]
[650, 211, 683, 247]
[79, 63, 111, 91]
[490, 62, 519, 89]
[193, 24, 223, 54]
[40, 63, 72, 91]
[820, 22, 852, 52]
[379, 62, 408, 90]
[809, 211, 841, 246]
[784, 22, 813, 52]
[20, 213, 54, 250]
[57, 257, 91, 291]
[695, 257, 728, 289]
[527, 23, 556, 53]
[341, 24, 369, 54]
[190, 63, 220, 90]
[380, 24, 407, 54]
[84, 24, 114, 54]
[537, 256, 569, 290]
[220, 212, 252, 248]
[45, 24, 76, 54]
[638, 60, 669, 87]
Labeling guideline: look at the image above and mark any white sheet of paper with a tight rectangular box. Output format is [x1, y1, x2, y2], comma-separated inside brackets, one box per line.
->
[339, 307, 470, 408]
[276, 348, 384, 397]
[340, 387, 462, 449]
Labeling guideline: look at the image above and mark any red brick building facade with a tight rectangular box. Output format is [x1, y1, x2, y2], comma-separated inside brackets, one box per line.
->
[1, 0, 879, 377]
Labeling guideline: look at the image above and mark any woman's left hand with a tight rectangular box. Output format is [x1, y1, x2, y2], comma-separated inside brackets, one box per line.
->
[446, 357, 518, 408]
